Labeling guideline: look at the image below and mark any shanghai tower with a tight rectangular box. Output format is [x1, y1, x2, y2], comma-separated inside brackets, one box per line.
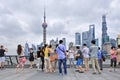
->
[102, 15, 109, 46]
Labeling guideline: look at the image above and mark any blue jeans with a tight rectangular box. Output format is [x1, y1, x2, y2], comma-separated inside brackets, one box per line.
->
[69, 58, 74, 67]
[58, 58, 67, 74]
[98, 59, 103, 70]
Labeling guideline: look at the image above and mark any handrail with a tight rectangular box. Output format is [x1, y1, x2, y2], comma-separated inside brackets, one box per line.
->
[5, 55, 29, 65]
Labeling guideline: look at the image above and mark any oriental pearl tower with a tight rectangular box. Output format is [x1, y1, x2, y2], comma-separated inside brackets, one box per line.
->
[42, 8, 47, 45]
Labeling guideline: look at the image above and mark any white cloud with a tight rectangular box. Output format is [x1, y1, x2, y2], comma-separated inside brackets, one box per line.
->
[0, 0, 120, 54]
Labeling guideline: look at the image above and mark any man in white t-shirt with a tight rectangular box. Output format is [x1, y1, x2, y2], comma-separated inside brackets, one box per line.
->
[82, 44, 89, 71]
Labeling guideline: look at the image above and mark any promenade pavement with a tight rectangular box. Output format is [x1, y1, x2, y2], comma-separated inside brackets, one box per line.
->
[0, 68, 120, 80]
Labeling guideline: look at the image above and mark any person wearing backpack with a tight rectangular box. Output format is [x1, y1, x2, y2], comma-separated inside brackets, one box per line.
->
[98, 47, 103, 70]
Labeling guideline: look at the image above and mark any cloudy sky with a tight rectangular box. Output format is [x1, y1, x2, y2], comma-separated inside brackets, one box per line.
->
[0, 0, 120, 55]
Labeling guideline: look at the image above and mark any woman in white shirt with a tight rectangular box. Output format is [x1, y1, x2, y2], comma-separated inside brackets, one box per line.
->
[69, 48, 75, 68]
[16, 44, 26, 73]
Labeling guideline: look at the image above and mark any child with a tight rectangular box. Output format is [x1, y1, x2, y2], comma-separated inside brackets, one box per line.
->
[68, 48, 75, 68]
[29, 48, 34, 69]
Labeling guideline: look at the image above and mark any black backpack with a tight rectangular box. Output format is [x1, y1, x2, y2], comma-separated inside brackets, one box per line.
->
[101, 51, 106, 61]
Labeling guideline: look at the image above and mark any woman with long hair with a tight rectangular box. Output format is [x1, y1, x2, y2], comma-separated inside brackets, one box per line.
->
[43, 44, 50, 72]
[16, 44, 26, 73]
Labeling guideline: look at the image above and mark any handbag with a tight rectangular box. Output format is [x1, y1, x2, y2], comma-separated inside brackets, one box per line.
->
[102, 55, 106, 61]
[22, 57, 26, 63]
[75, 55, 80, 60]
[50, 56, 55, 62]
[54, 54, 58, 60]
[75, 56, 78, 60]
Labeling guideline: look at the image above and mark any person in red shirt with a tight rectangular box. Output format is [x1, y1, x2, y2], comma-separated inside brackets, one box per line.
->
[109, 46, 117, 72]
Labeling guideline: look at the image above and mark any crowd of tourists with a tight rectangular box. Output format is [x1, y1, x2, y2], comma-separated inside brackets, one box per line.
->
[0, 40, 120, 75]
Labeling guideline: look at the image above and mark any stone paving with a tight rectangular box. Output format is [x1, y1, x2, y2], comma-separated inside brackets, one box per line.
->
[0, 68, 120, 80]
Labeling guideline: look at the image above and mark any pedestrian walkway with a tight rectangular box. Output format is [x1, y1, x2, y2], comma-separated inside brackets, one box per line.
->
[0, 68, 120, 80]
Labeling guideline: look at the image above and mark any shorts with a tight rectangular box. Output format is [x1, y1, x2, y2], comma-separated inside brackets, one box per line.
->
[29, 58, 34, 62]
[76, 59, 83, 66]
[0, 57, 5, 62]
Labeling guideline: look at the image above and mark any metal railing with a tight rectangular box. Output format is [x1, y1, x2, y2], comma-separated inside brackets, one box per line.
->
[5, 55, 29, 65]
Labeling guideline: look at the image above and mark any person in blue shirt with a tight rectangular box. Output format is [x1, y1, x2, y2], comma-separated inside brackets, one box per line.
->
[98, 47, 103, 70]
[56, 40, 67, 75]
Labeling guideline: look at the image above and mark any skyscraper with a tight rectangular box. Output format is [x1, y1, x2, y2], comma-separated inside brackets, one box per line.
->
[24, 42, 29, 56]
[68, 42, 74, 50]
[42, 7, 47, 45]
[62, 38, 66, 48]
[117, 34, 120, 46]
[50, 39, 58, 50]
[75, 32, 81, 45]
[32, 44, 37, 53]
[110, 39, 116, 47]
[95, 38, 99, 46]
[82, 31, 89, 47]
[103, 42, 111, 54]
[56, 38, 59, 44]
[82, 24, 95, 48]
[102, 15, 109, 46]
[89, 24, 95, 46]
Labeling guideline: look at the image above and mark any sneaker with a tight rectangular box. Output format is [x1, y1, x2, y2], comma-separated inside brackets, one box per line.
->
[79, 71, 84, 73]
[109, 70, 112, 72]
[37, 69, 40, 71]
[1, 67, 5, 70]
[98, 72, 101, 74]
[92, 72, 97, 74]
[75, 69, 79, 72]
[100, 69, 103, 71]
[29, 67, 33, 69]
[41, 69, 44, 71]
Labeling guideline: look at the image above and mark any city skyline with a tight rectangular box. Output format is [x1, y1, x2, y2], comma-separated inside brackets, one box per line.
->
[0, 0, 120, 55]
